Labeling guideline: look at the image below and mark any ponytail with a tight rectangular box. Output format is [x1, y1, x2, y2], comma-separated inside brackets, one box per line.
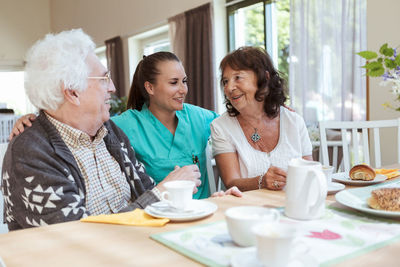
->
[127, 60, 147, 110]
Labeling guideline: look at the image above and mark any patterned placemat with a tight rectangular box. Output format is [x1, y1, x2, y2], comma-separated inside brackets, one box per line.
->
[151, 206, 400, 267]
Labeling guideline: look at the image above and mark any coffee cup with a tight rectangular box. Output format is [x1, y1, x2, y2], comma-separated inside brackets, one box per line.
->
[225, 206, 280, 247]
[252, 222, 304, 267]
[322, 165, 334, 187]
[161, 180, 195, 211]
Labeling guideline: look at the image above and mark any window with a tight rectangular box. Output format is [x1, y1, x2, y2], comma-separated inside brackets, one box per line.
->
[95, 46, 107, 69]
[0, 70, 35, 115]
[227, 0, 290, 77]
[143, 39, 170, 56]
[128, 25, 170, 83]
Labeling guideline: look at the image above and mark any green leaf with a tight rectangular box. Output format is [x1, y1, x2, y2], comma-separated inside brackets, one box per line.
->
[385, 58, 397, 69]
[378, 57, 383, 63]
[368, 68, 385, 77]
[379, 43, 388, 54]
[364, 61, 383, 70]
[365, 61, 385, 76]
[357, 51, 378, 60]
[383, 47, 394, 57]
[394, 55, 400, 66]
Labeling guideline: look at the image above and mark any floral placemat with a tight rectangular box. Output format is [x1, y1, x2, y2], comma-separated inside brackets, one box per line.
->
[151, 206, 400, 267]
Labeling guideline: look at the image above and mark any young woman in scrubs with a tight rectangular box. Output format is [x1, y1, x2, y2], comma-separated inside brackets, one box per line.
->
[111, 52, 218, 199]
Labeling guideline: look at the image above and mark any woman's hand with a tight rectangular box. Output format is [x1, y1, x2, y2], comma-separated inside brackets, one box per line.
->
[211, 186, 243, 197]
[8, 113, 37, 140]
[158, 165, 201, 194]
[263, 166, 287, 190]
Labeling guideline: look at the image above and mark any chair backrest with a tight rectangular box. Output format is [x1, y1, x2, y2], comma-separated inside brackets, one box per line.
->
[312, 140, 343, 172]
[0, 143, 7, 176]
[319, 119, 400, 173]
[0, 115, 17, 144]
[205, 140, 222, 194]
[0, 143, 9, 233]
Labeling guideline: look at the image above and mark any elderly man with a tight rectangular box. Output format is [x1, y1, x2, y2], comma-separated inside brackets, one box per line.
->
[1, 29, 207, 230]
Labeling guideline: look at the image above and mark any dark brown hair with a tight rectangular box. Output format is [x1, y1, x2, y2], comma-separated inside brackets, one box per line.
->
[220, 46, 287, 118]
[127, 51, 180, 110]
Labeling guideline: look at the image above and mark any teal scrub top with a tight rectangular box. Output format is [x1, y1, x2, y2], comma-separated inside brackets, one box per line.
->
[111, 103, 218, 199]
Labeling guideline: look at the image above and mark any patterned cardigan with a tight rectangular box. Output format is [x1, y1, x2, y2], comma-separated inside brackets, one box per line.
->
[2, 111, 159, 230]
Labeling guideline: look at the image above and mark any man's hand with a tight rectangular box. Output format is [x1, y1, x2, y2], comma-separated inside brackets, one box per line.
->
[157, 165, 201, 194]
[9, 113, 37, 141]
[211, 186, 242, 197]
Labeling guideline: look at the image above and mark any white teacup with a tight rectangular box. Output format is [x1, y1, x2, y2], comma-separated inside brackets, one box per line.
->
[322, 165, 334, 187]
[161, 180, 195, 211]
[225, 206, 280, 247]
[252, 222, 303, 267]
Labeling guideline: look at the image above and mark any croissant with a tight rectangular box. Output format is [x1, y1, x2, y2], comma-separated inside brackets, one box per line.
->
[349, 164, 376, 181]
[367, 188, 400, 211]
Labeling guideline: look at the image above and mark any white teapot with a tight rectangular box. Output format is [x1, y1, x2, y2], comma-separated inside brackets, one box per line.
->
[284, 158, 327, 220]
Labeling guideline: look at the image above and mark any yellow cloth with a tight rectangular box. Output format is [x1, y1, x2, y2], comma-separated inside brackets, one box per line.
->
[80, 208, 169, 227]
[375, 168, 400, 179]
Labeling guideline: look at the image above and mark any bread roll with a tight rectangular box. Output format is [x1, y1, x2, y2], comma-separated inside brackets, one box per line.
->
[349, 164, 376, 181]
[367, 188, 400, 211]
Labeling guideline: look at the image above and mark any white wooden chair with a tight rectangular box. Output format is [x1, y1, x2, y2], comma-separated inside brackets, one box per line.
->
[205, 140, 222, 194]
[312, 140, 343, 172]
[319, 119, 400, 173]
[0, 143, 9, 233]
[0, 114, 18, 144]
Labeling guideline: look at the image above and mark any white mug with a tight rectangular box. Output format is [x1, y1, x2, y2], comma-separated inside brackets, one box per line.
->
[161, 180, 195, 211]
[285, 158, 327, 220]
[225, 206, 280, 247]
[252, 222, 305, 267]
[322, 165, 334, 187]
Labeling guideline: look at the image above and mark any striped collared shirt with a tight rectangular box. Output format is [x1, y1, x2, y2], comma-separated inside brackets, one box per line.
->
[46, 113, 131, 215]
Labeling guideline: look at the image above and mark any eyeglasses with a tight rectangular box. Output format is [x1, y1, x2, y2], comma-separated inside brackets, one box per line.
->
[88, 71, 111, 86]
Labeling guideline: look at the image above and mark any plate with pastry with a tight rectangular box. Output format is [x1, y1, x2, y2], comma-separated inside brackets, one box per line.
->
[336, 184, 400, 218]
[332, 164, 387, 186]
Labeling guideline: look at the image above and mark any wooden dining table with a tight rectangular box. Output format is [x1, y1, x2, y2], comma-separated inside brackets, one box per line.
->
[0, 177, 399, 267]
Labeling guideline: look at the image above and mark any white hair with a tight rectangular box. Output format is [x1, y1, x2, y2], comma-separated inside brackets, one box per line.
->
[24, 28, 96, 111]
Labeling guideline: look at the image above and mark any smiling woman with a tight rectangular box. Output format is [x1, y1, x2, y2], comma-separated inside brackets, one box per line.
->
[211, 46, 313, 193]
[111, 52, 219, 199]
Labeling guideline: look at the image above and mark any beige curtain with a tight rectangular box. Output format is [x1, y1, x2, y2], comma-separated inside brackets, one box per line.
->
[168, 13, 186, 67]
[168, 3, 215, 111]
[105, 36, 125, 97]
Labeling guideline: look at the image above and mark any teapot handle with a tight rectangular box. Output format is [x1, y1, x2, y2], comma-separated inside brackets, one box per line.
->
[306, 169, 327, 216]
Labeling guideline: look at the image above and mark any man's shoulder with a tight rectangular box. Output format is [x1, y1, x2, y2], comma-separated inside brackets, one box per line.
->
[104, 119, 131, 145]
[6, 117, 56, 167]
[10, 116, 49, 148]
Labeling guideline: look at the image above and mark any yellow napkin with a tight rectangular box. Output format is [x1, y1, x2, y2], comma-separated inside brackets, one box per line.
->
[80, 208, 170, 227]
[375, 168, 400, 179]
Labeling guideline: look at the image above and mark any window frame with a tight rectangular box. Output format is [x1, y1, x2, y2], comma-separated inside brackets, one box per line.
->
[226, 0, 274, 52]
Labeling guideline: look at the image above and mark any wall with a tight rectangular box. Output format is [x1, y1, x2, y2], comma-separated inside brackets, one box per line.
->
[0, 0, 51, 70]
[367, 0, 400, 166]
[50, 0, 211, 96]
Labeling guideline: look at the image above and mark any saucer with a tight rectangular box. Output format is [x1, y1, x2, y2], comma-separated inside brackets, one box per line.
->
[332, 172, 387, 186]
[230, 248, 318, 267]
[327, 182, 345, 195]
[144, 200, 217, 222]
